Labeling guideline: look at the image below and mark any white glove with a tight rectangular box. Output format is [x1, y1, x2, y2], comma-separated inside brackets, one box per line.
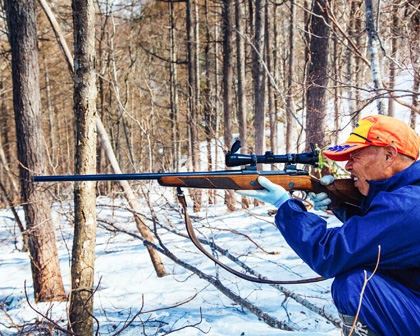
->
[235, 176, 290, 208]
[308, 175, 334, 211]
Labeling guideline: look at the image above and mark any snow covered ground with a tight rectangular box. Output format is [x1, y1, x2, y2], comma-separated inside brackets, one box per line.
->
[0, 185, 342, 335]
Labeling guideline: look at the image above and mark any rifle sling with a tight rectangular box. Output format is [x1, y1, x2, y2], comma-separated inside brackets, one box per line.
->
[177, 191, 325, 285]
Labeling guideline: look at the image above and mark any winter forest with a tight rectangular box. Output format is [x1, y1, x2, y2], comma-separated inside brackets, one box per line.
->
[0, 0, 419, 335]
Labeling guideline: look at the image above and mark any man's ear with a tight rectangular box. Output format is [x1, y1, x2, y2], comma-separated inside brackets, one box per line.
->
[384, 145, 398, 163]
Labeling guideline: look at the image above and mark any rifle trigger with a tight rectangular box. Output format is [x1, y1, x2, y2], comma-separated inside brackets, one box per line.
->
[177, 187, 184, 197]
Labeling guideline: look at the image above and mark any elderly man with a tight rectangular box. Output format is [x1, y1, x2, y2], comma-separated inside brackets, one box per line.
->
[237, 115, 420, 336]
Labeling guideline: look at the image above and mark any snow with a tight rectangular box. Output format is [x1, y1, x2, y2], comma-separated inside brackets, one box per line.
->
[0, 188, 342, 335]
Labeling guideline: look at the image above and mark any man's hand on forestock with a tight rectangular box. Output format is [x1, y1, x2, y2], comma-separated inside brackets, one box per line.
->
[235, 176, 290, 208]
[308, 175, 334, 211]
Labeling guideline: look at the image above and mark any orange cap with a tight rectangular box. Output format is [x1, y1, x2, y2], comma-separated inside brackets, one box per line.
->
[323, 115, 420, 161]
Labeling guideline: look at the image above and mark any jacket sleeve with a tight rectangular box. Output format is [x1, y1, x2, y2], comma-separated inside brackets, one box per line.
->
[332, 203, 362, 223]
[275, 188, 420, 279]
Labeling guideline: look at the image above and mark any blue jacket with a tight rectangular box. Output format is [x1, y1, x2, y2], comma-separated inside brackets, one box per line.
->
[275, 160, 420, 284]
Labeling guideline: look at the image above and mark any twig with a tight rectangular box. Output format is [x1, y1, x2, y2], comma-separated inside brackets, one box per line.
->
[199, 224, 280, 255]
[161, 308, 208, 335]
[23, 281, 83, 336]
[112, 293, 203, 336]
[349, 245, 381, 336]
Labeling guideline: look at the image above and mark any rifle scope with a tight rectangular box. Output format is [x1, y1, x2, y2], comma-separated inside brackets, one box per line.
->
[225, 140, 319, 167]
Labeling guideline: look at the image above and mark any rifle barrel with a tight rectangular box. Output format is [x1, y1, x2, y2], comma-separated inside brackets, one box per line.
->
[33, 170, 258, 182]
[33, 167, 312, 183]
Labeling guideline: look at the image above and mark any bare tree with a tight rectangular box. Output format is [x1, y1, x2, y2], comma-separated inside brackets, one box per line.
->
[169, 1, 181, 171]
[265, 0, 277, 157]
[365, 0, 386, 114]
[387, 2, 400, 117]
[253, 0, 266, 159]
[236, 0, 250, 209]
[286, 0, 296, 152]
[5, 0, 66, 302]
[186, 0, 202, 211]
[305, 0, 331, 151]
[407, 0, 420, 127]
[70, 0, 97, 334]
[222, 0, 236, 212]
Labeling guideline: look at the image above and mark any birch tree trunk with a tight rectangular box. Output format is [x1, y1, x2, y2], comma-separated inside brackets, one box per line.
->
[70, 1, 97, 334]
[5, 0, 66, 303]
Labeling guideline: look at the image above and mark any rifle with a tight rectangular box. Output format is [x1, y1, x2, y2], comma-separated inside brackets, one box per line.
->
[34, 140, 361, 209]
[34, 140, 362, 285]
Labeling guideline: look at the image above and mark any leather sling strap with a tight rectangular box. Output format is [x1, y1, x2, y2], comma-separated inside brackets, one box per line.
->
[177, 189, 325, 285]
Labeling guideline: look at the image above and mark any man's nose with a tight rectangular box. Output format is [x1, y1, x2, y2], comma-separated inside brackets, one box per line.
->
[345, 160, 352, 171]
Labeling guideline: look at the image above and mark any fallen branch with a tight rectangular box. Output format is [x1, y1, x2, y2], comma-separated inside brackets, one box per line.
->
[160, 216, 341, 327]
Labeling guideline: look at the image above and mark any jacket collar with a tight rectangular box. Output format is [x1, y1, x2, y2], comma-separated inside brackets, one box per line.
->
[361, 160, 420, 212]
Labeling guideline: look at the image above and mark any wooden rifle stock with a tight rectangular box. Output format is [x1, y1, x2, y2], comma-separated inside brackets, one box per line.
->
[34, 170, 362, 210]
[158, 174, 362, 210]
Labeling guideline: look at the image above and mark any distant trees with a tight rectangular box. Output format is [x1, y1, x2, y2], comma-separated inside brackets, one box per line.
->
[2, 0, 418, 193]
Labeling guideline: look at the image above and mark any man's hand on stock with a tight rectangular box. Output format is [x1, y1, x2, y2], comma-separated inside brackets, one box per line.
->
[235, 176, 290, 208]
[308, 175, 334, 211]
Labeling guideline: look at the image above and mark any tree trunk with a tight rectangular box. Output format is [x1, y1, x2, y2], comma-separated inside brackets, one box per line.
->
[42, 54, 56, 162]
[70, 1, 97, 334]
[265, 0, 277, 158]
[186, 0, 202, 211]
[253, 0, 266, 160]
[365, 0, 386, 114]
[204, 0, 215, 204]
[169, 1, 180, 171]
[286, 0, 296, 152]
[353, 0, 363, 126]
[5, 0, 66, 302]
[236, 0, 250, 209]
[408, 0, 419, 128]
[346, 0, 357, 124]
[214, 12, 220, 175]
[333, 30, 340, 145]
[222, 0, 236, 212]
[305, 0, 331, 151]
[387, 5, 399, 117]
[410, 79, 419, 128]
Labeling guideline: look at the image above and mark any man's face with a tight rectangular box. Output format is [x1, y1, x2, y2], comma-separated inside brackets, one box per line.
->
[344, 146, 388, 196]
